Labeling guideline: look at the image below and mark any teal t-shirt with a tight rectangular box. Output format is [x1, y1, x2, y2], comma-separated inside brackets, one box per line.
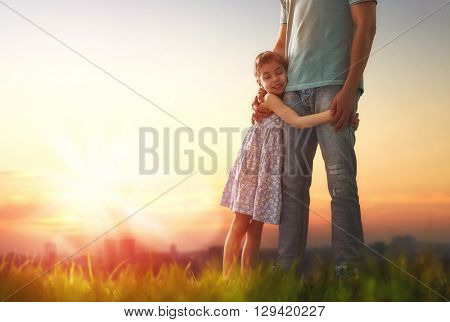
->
[280, 0, 376, 94]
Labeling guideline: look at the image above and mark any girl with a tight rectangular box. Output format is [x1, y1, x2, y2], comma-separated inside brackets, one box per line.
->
[220, 51, 359, 278]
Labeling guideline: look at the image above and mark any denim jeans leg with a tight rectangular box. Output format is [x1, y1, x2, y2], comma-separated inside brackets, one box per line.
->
[313, 85, 365, 276]
[277, 90, 318, 272]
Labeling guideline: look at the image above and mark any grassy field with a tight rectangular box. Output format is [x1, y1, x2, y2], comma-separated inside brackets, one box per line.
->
[0, 249, 448, 302]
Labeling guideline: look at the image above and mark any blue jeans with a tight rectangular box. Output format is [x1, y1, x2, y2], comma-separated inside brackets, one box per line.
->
[277, 85, 364, 276]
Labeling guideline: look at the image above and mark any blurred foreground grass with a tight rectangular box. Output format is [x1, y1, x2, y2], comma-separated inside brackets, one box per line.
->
[0, 249, 448, 301]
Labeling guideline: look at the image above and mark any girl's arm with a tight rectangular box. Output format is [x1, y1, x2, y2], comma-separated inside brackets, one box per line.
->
[262, 93, 332, 129]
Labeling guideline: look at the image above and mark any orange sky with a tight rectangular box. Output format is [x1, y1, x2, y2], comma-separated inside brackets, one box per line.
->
[0, 166, 449, 255]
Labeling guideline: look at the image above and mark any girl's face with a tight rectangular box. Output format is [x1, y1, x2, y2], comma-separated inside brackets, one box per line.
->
[258, 61, 287, 95]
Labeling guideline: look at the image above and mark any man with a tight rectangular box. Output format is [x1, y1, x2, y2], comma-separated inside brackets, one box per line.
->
[252, 0, 377, 279]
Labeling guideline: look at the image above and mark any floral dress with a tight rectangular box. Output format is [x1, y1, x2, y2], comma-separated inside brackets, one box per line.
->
[220, 114, 284, 225]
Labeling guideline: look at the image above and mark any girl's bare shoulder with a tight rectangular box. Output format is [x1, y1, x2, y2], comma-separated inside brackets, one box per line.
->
[263, 93, 282, 104]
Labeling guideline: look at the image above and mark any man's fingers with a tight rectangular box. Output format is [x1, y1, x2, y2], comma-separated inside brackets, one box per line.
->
[334, 108, 350, 131]
[334, 117, 346, 131]
[331, 107, 341, 125]
[329, 98, 339, 124]
[335, 111, 350, 131]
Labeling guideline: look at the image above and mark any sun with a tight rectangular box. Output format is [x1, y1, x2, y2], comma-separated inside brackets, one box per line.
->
[57, 172, 124, 213]
[40, 124, 167, 235]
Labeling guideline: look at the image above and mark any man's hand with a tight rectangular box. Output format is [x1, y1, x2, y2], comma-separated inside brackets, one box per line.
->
[329, 88, 357, 132]
[251, 88, 273, 124]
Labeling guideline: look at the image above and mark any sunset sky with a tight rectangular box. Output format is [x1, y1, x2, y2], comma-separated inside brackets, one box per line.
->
[0, 0, 449, 255]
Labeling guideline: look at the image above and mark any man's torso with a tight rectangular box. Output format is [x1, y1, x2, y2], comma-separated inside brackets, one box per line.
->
[280, 0, 364, 92]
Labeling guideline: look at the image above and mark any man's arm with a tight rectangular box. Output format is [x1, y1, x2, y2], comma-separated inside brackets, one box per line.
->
[343, 1, 377, 93]
[273, 24, 287, 58]
[330, 1, 377, 131]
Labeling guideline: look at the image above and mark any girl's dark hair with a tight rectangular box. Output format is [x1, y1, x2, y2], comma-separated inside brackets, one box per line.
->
[254, 51, 288, 79]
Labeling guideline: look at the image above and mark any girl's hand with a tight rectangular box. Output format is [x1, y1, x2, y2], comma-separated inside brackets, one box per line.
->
[351, 113, 360, 131]
[251, 89, 273, 124]
[260, 93, 275, 111]
[257, 87, 266, 103]
[260, 102, 268, 111]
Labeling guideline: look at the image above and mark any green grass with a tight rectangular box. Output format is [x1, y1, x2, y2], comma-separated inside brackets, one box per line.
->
[0, 250, 448, 301]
